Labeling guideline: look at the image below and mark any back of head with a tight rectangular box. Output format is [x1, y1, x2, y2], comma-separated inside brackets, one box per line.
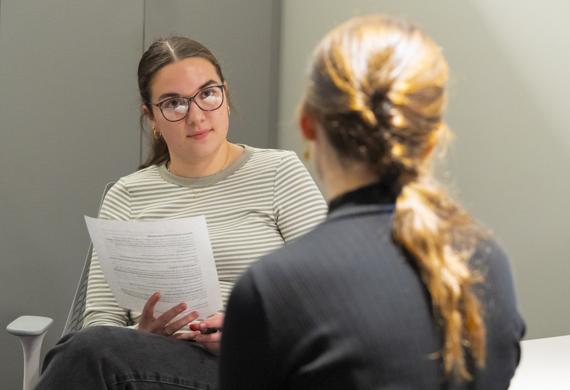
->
[303, 14, 448, 185]
[302, 14, 486, 381]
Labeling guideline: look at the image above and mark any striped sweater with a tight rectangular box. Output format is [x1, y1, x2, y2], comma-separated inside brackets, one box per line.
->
[83, 145, 327, 327]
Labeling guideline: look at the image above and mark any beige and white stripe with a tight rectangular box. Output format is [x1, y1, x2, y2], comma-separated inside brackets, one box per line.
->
[83, 145, 327, 327]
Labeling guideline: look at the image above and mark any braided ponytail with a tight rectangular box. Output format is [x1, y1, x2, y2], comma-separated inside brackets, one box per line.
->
[393, 179, 487, 379]
[303, 14, 487, 381]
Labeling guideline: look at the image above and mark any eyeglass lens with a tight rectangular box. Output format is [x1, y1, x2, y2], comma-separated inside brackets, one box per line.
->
[160, 85, 224, 121]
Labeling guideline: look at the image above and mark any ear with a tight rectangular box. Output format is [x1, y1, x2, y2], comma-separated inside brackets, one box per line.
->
[223, 81, 230, 99]
[299, 113, 317, 141]
[222, 82, 231, 115]
[142, 104, 156, 129]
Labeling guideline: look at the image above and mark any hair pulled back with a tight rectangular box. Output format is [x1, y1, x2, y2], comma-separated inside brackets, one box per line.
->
[302, 14, 486, 381]
[137, 36, 226, 169]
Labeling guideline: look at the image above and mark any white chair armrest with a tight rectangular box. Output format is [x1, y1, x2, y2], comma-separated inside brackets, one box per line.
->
[7, 315, 53, 336]
[7, 316, 53, 390]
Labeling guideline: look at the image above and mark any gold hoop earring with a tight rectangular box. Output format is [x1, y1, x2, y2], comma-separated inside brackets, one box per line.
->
[303, 143, 311, 161]
[152, 127, 161, 139]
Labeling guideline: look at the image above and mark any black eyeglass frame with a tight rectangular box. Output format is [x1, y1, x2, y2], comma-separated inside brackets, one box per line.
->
[153, 84, 225, 122]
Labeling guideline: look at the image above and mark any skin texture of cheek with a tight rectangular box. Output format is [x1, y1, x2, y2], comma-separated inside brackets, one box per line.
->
[162, 111, 230, 167]
[146, 58, 231, 169]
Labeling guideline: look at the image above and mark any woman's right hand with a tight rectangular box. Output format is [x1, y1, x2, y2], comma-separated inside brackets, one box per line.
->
[137, 292, 200, 338]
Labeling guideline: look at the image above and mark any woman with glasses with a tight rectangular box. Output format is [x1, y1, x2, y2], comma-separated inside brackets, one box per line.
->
[220, 14, 525, 389]
[36, 36, 327, 389]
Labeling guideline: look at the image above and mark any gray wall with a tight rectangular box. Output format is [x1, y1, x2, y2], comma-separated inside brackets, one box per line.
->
[2, 0, 569, 388]
[0, 1, 280, 388]
[278, 0, 570, 339]
[0, 1, 143, 387]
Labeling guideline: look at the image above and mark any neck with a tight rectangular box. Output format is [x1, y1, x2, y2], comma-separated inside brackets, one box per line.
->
[312, 130, 378, 201]
[322, 166, 378, 202]
[168, 142, 237, 178]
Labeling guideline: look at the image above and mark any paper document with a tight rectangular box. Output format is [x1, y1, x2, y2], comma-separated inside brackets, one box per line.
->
[85, 216, 222, 319]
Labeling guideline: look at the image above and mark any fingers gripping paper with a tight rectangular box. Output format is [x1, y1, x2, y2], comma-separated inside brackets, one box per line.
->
[85, 216, 222, 319]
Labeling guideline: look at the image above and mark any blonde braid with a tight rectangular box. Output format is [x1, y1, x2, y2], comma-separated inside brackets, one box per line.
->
[303, 14, 488, 380]
[393, 179, 486, 379]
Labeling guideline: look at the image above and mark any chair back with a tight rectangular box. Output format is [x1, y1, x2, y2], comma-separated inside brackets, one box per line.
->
[62, 182, 115, 336]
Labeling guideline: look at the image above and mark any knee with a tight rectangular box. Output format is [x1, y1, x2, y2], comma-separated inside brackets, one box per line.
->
[38, 326, 136, 388]
[48, 326, 127, 363]
[69, 326, 117, 348]
[72, 325, 123, 343]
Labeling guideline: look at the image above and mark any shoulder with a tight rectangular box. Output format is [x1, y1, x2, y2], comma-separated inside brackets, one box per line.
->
[115, 165, 163, 187]
[470, 239, 513, 282]
[470, 238, 521, 303]
[108, 165, 171, 195]
[471, 238, 525, 325]
[101, 165, 168, 206]
[236, 146, 309, 184]
[244, 146, 317, 190]
[245, 146, 301, 167]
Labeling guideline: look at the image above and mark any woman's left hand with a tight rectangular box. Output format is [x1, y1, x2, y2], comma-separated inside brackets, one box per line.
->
[185, 312, 224, 355]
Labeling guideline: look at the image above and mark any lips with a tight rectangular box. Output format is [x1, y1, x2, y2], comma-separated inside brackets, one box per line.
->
[187, 129, 212, 139]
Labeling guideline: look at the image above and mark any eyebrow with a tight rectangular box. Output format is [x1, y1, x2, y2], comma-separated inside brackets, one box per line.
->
[156, 80, 220, 102]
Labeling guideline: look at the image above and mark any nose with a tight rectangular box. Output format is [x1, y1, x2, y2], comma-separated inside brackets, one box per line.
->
[185, 100, 206, 125]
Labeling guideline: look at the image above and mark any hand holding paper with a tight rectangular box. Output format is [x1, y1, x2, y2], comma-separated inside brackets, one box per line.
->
[135, 292, 199, 337]
[85, 216, 222, 321]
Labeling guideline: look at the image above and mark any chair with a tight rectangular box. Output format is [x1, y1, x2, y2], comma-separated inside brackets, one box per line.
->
[6, 182, 114, 390]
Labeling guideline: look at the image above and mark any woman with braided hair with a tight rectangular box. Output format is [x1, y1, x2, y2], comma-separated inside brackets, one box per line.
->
[220, 14, 525, 389]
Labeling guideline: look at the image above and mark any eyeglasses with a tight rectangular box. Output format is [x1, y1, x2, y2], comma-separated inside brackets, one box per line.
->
[154, 84, 225, 122]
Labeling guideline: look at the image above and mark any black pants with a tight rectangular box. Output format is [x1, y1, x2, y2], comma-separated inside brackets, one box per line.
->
[36, 326, 218, 389]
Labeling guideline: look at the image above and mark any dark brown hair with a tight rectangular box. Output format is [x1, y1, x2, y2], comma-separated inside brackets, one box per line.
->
[301, 14, 487, 381]
[138, 36, 226, 169]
